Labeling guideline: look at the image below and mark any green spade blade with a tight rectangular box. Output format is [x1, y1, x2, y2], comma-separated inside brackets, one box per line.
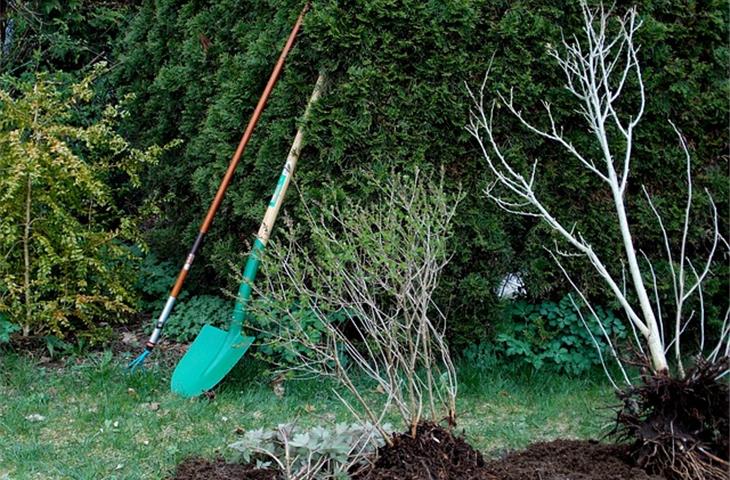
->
[171, 324, 255, 397]
[170, 239, 263, 397]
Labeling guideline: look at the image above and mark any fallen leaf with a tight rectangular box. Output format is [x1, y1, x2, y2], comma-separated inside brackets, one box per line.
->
[25, 413, 45, 422]
[270, 374, 286, 398]
[121, 332, 137, 344]
[272, 383, 285, 398]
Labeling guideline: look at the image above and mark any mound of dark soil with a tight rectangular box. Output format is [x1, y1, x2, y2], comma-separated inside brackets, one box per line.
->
[483, 439, 665, 480]
[169, 457, 279, 480]
[169, 434, 670, 480]
[354, 422, 495, 480]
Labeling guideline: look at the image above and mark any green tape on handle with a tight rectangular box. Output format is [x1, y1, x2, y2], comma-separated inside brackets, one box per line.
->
[269, 169, 288, 208]
[231, 238, 266, 331]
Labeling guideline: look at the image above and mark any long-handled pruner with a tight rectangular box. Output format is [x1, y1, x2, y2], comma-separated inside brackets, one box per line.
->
[128, 3, 309, 371]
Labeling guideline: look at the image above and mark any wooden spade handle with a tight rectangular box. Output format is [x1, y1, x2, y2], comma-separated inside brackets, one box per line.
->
[257, 73, 326, 244]
[231, 73, 326, 331]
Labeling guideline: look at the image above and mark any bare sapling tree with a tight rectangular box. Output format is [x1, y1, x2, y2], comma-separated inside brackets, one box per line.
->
[250, 171, 461, 445]
[467, 3, 729, 478]
[466, 2, 728, 384]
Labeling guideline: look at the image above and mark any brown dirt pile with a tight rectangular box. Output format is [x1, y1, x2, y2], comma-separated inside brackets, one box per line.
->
[354, 422, 492, 480]
[483, 439, 666, 480]
[169, 457, 279, 480]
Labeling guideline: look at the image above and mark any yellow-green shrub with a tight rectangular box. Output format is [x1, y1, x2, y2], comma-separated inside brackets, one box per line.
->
[0, 66, 169, 339]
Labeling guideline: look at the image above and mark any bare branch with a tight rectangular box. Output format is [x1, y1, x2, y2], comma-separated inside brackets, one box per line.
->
[252, 172, 460, 439]
[466, 2, 730, 377]
[552, 251, 632, 386]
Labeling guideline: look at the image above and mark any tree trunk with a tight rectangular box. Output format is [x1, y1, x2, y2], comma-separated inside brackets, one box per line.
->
[0, 0, 6, 50]
[22, 173, 31, 336]
[607, 168, 668, 374]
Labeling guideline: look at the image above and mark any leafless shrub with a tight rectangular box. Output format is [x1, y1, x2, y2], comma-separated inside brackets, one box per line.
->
[251, 171, 462, 444]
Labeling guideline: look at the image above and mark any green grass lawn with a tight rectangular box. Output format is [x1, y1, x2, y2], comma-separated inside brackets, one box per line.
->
[0, 349, 614, 479]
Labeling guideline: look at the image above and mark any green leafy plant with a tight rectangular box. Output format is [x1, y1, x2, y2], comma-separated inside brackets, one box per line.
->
[248, 304, 348, 368]
[229, 422, 392, 479]
[163, 295, 229, 342]
[0, 313, 20, 344]
[42, 335, 76, 360]
[461, 342, 500, 370]
[0, 66, 171, 339]
[495, 296, 627, 375]
[135, 251, 184, 312]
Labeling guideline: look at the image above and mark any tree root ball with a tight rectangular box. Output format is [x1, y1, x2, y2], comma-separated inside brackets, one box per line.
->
[614, 357, 729, 480]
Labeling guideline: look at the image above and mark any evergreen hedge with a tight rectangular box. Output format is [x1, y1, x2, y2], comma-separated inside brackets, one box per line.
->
[0, 0, 135, 75]
[113, 0, 728, 346]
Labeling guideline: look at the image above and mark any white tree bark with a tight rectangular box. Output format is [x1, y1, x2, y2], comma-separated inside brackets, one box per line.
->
[466, 2, 728, 379]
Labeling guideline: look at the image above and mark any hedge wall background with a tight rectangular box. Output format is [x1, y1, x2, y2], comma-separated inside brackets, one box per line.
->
[5, 1, 724, 347]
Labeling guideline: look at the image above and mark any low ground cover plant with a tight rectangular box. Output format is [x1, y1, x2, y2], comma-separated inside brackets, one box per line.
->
[229, 422, 392, 480]
[0, 313, 19, 344]
[496, 296, 626, 375]
[136, 251, 183, 312]
[164, 295, 230, 343]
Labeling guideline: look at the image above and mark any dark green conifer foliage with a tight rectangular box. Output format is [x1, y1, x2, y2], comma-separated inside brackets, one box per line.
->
[113, 0, 728, 347]
[0, 0, 136, 75]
